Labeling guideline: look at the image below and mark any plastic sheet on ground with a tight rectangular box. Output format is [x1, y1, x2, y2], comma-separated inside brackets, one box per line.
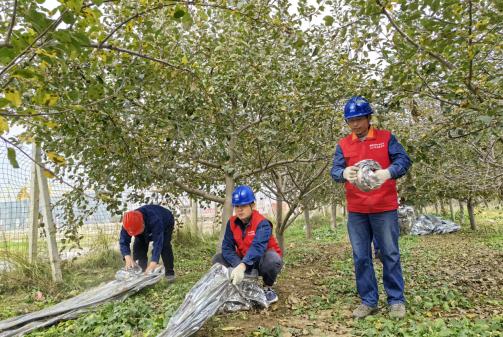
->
[410, 214, 461, 235]
[0, 266, 164, 337]
[398, 205, 416, 235]
[354, 159, 382, 192]
[157, 263, 268, 337]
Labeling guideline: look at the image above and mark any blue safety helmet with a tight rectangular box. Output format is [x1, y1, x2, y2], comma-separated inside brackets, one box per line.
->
[343, 96, 373, 120]
[232, 185, 256, 206]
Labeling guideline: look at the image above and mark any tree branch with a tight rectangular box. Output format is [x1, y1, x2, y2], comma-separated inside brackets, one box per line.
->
[465, 0, 480, 99]
[235, 154, 321, 179]
[87, 43, 193, 73]
[195, 158, 222, 169]
[236, 115, 268, 136]
[0, 10, 67, 78]
[173, 181, 225, 204]
[98, 3, 177, 48]
[4, 0, 17, 46]
[378, 1, 454, 70]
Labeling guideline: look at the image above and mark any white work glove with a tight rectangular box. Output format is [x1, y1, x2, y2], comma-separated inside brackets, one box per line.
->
[230, 263, 246, 285]
[343, 166, 359, 183]
[374, 169, 391, 185]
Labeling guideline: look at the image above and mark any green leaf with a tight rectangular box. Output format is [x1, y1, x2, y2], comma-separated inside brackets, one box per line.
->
[323, 15, 334, 26]
[7, 148, 20, 169]
[53, 30, 73, 43]
[26, 8, 53, 33]
[0, 116, 9, 134]
[65, 0, 84, 13]
[5, 90, 22, 107]
[62, 11, 77, 24]
[88, 84, 103, 99]
[0, 47, 16, 64]
[71, 32, 91, 46]
[293, 37, 304, 48]
[174, 9, 185, 19]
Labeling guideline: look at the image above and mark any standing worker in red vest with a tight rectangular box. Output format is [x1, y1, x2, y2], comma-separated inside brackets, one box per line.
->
[212, 185, 283, 304]
[331, 96, 411, 319]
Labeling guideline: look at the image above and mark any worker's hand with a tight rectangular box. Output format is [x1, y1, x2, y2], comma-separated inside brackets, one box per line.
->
[230, 263, 246, 285]
[374, 169, 391, 185]
[144, 261, 158, 275]
[124, 255, 136, 270]
[343, 166, 359, 183]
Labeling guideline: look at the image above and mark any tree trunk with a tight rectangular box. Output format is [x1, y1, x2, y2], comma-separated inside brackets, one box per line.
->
[331, 201, 337, 229]
[440, 199, 447, 216]
[467, 197, 477, 230]
[434, 202, 439, 215]
[218, 129, 236, 253]
[190, 198, 198, 235]
[218, 174, 235, 253]
[276, 229, 285, 253]
[342, 202, 346, 218]
[276, 198, 283, 226]
[449, 199, 455, 221]
[458, 200, 464, 225]
[304, 199, 312, 240]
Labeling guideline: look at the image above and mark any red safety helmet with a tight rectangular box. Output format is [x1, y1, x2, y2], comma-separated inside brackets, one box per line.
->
[123, 210, 144, 236]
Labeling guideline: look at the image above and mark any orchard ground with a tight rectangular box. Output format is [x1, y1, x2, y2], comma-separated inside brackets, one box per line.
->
[0, 209, 502, 337]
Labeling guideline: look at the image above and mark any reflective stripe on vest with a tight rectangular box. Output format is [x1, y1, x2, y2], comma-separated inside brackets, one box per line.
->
[339, 128, 398, 213]
[230, 210, 283, 258]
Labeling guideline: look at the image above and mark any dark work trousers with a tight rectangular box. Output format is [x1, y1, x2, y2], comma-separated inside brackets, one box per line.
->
[133, 226, 174, 276]
[212, 249, 283, 286]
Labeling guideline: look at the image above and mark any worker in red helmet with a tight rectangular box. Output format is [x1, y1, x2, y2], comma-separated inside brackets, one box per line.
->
[119, 205, 176, 282]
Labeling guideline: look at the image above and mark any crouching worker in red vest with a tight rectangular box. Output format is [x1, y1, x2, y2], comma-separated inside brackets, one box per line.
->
[212, 185, 283, 304]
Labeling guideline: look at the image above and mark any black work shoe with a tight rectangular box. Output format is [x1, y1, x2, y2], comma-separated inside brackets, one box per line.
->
[264, 287, 278, 304]
[165, 273, 176, 283]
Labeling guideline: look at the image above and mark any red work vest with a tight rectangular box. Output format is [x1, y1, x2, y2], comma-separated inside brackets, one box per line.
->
[339, 127, 398, 213]
[230, 210, 283, 257]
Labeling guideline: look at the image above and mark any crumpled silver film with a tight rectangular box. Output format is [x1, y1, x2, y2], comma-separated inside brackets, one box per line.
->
[410, 215, 461, 235]
[354, 159, 382, 192]
[157, 264, 268, 337]
[398, 205, 416, 235]
[0, 267, 164, 337]
[220, 278, 268, 313]
[115, 265, 143, 281]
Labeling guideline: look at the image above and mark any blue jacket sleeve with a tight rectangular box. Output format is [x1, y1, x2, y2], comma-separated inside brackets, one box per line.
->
[331, 144, 347, 183]
[119, 228, 132, 257]
[242, 220, 272, 266]
[387, 134, 412, 179]
[149, 215, 165, 263]
[222, 221, 242, 267]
